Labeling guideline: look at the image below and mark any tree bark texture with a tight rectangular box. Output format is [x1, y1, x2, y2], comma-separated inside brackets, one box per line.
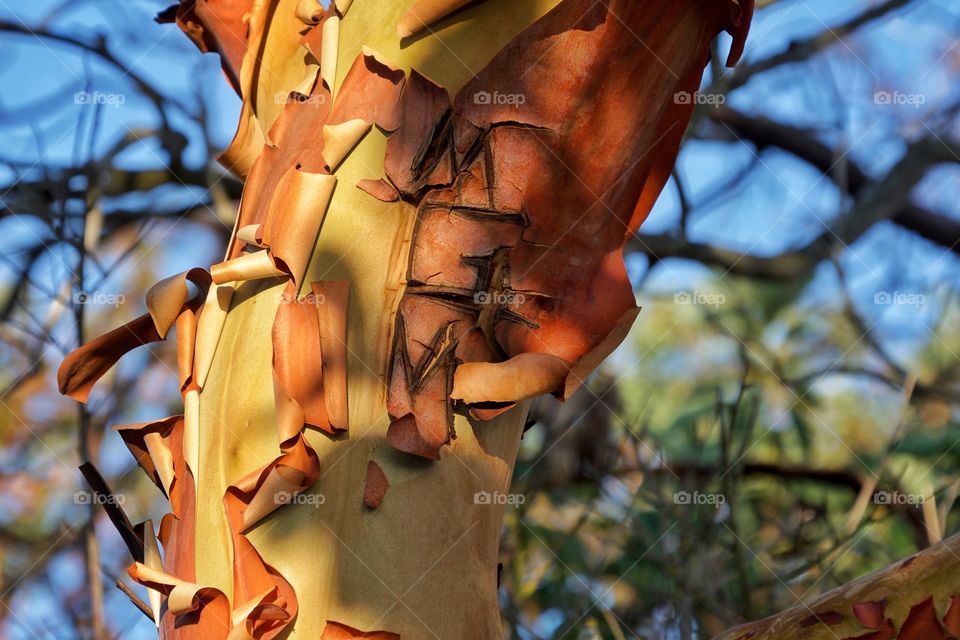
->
[58, 0, 752, 637]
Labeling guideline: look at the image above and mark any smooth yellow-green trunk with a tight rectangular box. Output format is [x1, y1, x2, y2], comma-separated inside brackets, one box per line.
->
[195, 2, 562, 636]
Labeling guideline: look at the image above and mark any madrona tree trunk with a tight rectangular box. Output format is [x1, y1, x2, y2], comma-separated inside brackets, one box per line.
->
[58, 1, 751, 637]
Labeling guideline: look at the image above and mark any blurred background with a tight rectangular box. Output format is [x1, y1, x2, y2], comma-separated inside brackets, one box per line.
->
[0, 0, 959, 638]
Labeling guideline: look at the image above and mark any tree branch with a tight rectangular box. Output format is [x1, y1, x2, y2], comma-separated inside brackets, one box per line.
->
[724, 0, 915, 92]
[707, 107, 960, 253]
[713, 532, 960, 639]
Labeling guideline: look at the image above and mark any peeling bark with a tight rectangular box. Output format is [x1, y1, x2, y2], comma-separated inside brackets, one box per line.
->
[62, 1, 751, 637]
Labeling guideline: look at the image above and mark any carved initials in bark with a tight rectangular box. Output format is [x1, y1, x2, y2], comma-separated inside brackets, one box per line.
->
[384, 0, 748, 459]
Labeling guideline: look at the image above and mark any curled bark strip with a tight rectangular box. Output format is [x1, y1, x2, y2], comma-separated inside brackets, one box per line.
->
[60, 269, 210, 400]
[159, 0, 254, 92]
[145, 432, 176, 498]
[183, 389, 201, 486]
[356, 178, 399, 202]
[300, 16, 323, 58]
[138, 519, 164, 626]
[154, 420, 215, 640]
[225, 36, 402, 263]
[175, 306, 199, 391]
[363, 460, 388, 509]
[192, 274, 327, 640]
[320, 15, 339, 92]
[220, 107, 267, 179]
[58, 312, 162, 403]
[227, 81, 333, 257]
[250, 0, 317, 145]
[467, 402, 516, 422]
[222, 433, 320, 640]
[227, 434, 320, 532]
[211, 250, 286, 284]
[114, 417, 183, 509]
[313, 281, 351, 431]
[397, 0, 476, 38]
[273, 282, 336, 438]
[385, 0, 750, 455]
[451, 353, 571, 405]
[128, 562, 231, 632]
[329, 48, 406, 132]
[194, 282, 236, 390]
[321, 621, 400, 639]
[228, 588, 287, 640]
[132, 431, 275, 639]
[262, 168, 337, 288]
[295, 0, 324, 25]
[190, 0, 253, 86]
[217, 0, 321, 176]
[322, 119, 372, 170]
[146, 268, 212, 339]
[236, 224, 265, 247]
